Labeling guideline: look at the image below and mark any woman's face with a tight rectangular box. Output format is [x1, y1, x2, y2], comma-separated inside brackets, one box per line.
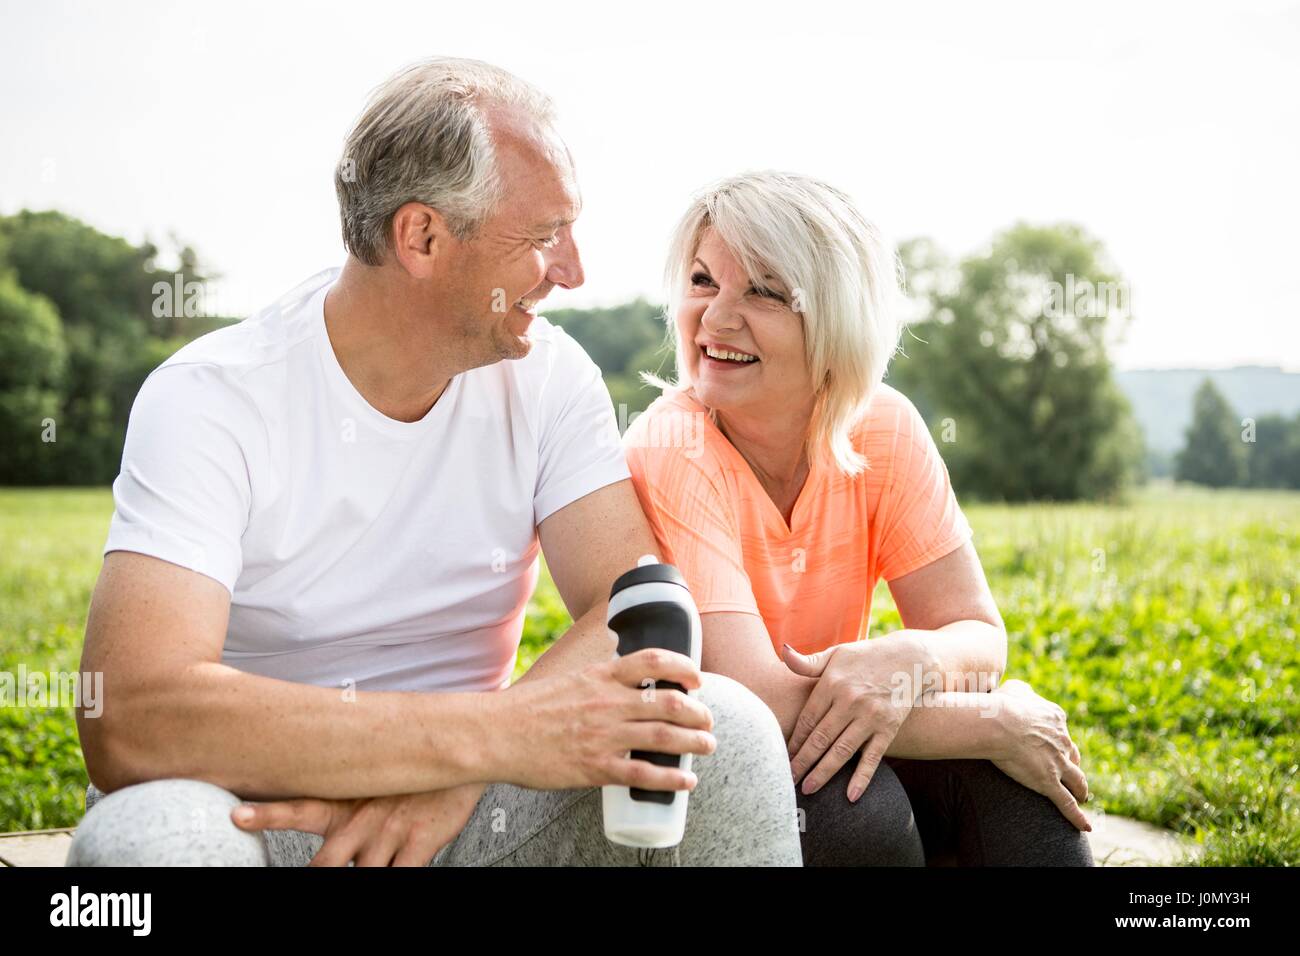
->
[677, 228, 816, 420]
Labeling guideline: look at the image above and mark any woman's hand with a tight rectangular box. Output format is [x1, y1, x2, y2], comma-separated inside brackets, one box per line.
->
[988, 679, 1092, 832]
[232, 782, 485, 866]
[783, 635, 927, 802]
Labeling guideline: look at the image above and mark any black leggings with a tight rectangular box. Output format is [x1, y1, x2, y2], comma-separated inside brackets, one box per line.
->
[795, 754, 1094, 866]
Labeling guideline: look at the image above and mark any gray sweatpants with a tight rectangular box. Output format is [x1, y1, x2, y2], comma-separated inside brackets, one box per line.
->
[66, 673, 803, 867]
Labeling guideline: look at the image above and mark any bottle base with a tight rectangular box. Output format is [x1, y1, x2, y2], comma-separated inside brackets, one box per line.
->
[604, 824, 685, 849]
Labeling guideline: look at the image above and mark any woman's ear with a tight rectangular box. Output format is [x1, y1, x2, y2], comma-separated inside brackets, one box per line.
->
[389, 202, 454, 278]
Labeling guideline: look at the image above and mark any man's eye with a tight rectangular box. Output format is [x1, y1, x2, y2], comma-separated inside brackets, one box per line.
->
[535, 234, 560, 249]
[690, 271, 715, 287]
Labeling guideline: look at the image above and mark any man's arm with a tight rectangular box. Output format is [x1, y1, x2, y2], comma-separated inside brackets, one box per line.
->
[80, 540, 709, 802]
[526, 478, 666, 683]
[427, 478, 672, 815]
[78, 551, 503, 800]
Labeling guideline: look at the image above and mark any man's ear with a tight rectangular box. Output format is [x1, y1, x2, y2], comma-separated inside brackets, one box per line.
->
[390, 202, 453, 278]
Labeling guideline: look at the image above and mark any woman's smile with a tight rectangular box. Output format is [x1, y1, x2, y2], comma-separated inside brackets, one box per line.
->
[699, 341, 761, 372]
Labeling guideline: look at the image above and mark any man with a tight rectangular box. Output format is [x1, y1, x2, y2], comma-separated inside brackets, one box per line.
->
[67, 57, 801, 866]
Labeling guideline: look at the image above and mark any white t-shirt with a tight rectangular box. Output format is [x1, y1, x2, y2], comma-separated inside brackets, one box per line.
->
[104, 267, 630, 693]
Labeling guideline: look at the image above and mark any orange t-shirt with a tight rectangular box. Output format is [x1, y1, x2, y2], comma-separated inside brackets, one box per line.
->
[623, 383, 973, 657]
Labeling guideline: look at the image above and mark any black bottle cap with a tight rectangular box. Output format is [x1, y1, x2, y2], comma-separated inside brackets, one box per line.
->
[609, 555, 689, 600]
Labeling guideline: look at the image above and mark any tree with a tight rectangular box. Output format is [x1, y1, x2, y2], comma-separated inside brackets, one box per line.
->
[1243, 412, 1300, 489]
[888, 223, 1144, 501]
[0, 274, 67, 483]
[0, 210, 213, 484]
[1175, 379, 1248, 487]
[546, 298, 672, 422]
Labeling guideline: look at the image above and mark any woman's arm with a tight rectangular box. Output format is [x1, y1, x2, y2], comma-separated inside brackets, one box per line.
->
[700, 611, 818, 741]
[886, 540, 1008, 693]
[782, 539, 1011, 796]
[886, 688, 1009, 758]
[701, 610, 1009, 762]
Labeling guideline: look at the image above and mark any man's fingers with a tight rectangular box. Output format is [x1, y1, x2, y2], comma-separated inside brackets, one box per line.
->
[1068, 737, 1082, 766]
[608, 756, 698, 792]
[634, 687, 713, 730]
[354, 831, 404, 868]
[621, 721, 716, 758]
[232, 798, 334, 835]
[308, 826, 368, 867]
[613, 648, 702, 692]
[392, 828, 448, 868]
[846, 736, 890, 803]
[307, 803, 388, 866]
[392, 841, 440, 867]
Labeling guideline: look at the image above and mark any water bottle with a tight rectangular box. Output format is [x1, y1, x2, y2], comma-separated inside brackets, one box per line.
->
[601, 554, 704, 848]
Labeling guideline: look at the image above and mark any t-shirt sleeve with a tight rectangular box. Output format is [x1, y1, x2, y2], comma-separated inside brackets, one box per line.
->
[532, 327, 632, 525]
[874, 392, 974, 582]
[103, 363, 255, 594]
[624, 427, 760, 617]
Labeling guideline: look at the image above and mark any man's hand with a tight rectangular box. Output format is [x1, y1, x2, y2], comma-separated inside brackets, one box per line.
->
[491, 647, 716, 792]
[232, 782, 485, 866]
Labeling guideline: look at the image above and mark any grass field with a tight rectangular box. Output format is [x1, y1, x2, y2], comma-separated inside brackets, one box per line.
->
[1, 485, 1296, 864]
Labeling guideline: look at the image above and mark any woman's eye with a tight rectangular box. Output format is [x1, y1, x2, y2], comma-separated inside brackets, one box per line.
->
[690, 271, 715, 288]
[750, 285, 787, 303]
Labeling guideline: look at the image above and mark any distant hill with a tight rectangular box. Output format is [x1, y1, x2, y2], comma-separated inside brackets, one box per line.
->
[1116, 366, 1300, 473]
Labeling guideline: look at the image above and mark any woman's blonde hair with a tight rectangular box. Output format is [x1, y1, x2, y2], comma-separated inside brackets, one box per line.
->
[646, 171, 904, 476]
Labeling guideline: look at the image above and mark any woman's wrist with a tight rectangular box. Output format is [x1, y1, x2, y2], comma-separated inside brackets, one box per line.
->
[981, 690, 1020, 761]
[886, 688, 1015, 760]
[888, 629, 943, 703]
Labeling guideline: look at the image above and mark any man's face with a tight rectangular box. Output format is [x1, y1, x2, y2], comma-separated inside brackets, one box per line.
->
[435, 115, 584, 367]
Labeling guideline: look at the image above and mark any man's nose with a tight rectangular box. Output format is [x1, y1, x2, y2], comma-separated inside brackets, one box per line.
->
[546, 229, 584, 290]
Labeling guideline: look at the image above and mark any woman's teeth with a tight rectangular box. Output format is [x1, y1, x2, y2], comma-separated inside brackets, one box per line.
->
[705, 346, 758, 363]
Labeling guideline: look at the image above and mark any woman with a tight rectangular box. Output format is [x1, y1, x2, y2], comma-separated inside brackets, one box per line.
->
[624, 171, 1094, 866]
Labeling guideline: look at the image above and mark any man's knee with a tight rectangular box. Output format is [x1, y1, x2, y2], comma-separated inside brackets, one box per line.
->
[675, 673, 801, 864]
[696, 672, 784, 743]
[68, 779, 271, 866]
[694, 672, 787, 774]
[689, 673, 794, 811]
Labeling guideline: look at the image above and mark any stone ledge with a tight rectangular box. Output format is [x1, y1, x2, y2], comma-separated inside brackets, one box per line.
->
[2, 812, 1203, 867]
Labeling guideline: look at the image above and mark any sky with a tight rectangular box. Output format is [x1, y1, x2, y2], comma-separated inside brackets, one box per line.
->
[2, 0, 1298, 371]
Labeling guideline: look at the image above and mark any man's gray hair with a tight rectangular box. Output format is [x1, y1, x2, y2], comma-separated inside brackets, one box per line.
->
[334, 57, 557, 266]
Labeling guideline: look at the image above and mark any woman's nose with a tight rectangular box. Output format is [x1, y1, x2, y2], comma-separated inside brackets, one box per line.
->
[700, 300, 744, 334]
